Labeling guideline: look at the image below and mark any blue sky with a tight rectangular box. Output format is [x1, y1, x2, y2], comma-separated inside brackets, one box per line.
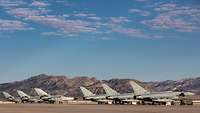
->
[0, 0, 200, 83]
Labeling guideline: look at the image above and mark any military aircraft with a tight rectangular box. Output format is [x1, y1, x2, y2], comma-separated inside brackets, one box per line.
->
[2, 92, 20, 103]
[34, 88, 74, 104]
[80, 86, 112, 104]
[102, 84, 137, 104]
[129, 81, 195, 105]
[16, 90, 40, 103]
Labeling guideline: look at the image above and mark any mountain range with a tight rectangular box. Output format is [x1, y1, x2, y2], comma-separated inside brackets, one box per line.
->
[0, 74, 200, 99]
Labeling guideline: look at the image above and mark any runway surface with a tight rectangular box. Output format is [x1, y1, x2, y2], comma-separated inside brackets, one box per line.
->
[0, 104, 199, 113]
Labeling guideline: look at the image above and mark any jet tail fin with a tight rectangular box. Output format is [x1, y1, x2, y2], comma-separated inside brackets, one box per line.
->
[17, 90, 30, 98]
[2, 92, 13, 99]
[2, 92, 19, 103]
[34, 88, 48, 97]
[129, 81, 149, 96]
[102, 84, 120, 96]
[80, 87, 95, 97]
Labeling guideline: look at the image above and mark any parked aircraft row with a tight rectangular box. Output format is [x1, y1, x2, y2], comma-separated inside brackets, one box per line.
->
[80, 81, 195, 105]
[2, 81, 194, 105]
[2, 88, 74, 104]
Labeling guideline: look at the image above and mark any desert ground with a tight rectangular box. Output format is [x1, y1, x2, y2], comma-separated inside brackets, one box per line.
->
[0, 104, 199, 113]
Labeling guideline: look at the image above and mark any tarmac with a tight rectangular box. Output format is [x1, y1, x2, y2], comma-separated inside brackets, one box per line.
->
[0, 104, 200, 113]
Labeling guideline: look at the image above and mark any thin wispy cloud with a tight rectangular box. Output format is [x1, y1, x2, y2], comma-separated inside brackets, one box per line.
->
[73, 12, 96, 17]
[30, 1, 50, 7]
[87, 16, 101, 21]
[112, 27, 145, 37]
[41, 31, 79, 37]
[142, 3, 200, 32]
[129, 9, 150, 16]
[0, 19, 31, 31]
[0, 0, 26, 8]
[109, 17, 131, 24]
[7, 8, 46, 18]
[154, 3, 177, 12]
[24, 15, 96, 35]
[0, 0, 199, 39]
[5, 6, 97, 36]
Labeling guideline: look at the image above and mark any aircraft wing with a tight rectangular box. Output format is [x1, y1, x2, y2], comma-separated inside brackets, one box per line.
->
[59, 95, 74, 101]
[153, 99, 174, 102]
[2, 92, 20, 103]
[108, 93, 135, 100]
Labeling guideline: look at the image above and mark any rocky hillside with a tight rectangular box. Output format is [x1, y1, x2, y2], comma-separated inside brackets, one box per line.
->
[0, 74, 200, 99]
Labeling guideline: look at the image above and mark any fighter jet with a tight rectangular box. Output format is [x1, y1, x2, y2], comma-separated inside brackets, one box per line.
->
[129, 81, 195, 105]
[34, 88, 74, 104]
[2, 92, 20, 103]
[80, 86, 112, 104]
[102, 84, 136, 104]
[16, 90, 40, 103]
